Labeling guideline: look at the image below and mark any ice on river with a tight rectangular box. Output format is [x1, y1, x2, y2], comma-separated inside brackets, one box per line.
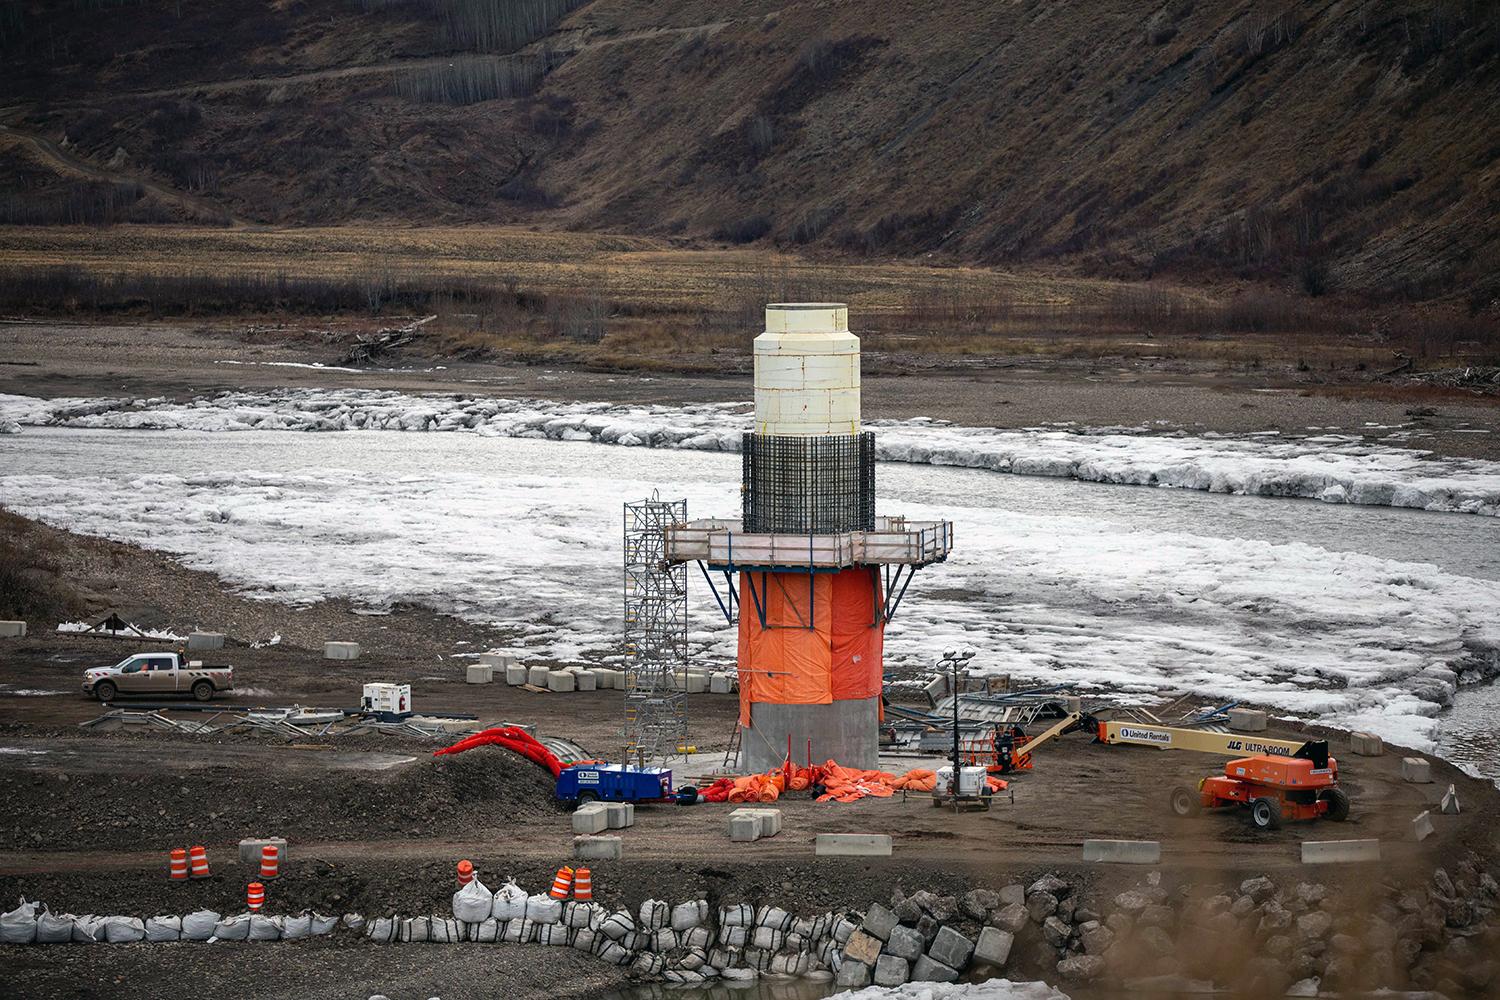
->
[2, 422, 1496, 753]
[2, 388, 1498, 515]
[833, 981, 1069, 1000]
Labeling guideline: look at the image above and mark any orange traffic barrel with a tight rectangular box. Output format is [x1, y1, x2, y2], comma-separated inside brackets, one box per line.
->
[247, 882, 265, 912]
[548, 866, 574, 900]
[168, 848, 189, 881]
[573, 867, 592, 901]
[259, 844, 280, 880]
[456, 859, 474, 887]
[188, 845, 210, 879]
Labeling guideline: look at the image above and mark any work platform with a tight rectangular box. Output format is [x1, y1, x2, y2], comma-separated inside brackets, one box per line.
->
[663, 516, 954, 570]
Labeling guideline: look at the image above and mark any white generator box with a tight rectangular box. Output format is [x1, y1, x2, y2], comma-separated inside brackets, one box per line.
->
[935, 765, 989, 797]
[362, 683, 412, 719]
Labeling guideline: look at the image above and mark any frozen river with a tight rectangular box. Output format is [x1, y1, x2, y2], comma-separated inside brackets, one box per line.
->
[3, 416, 1498, 772]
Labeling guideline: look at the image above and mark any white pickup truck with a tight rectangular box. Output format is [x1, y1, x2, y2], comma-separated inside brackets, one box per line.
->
[82, 652, 234, 703]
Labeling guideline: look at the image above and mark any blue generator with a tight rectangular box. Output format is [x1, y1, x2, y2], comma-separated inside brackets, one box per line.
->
[555, 763, 673, 804]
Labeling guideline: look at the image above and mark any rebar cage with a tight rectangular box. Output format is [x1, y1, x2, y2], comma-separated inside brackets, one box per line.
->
[741, 432, 875, 534]
[623, 496, 689, 762]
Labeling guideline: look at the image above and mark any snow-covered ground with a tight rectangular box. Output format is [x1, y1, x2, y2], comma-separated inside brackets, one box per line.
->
[3, 389, 1498, 515]
[3, 419, 1497, 756]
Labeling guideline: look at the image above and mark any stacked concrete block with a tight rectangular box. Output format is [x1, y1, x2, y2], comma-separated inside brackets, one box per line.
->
[187, 632, 224, 650]
[729, 814, 762, 843]
[709, 672, 734, 694]
[1228, 708, 1268, 732]
[527, 666, 551, 686]
[604, 802, 635, 829]
[466, 664, 493, 684]
[0, 621, 27, 638]
[323, 641, 360, 660]
[1350, 731, 1384, 756]
[573, 669, 598, 692]
[505, 664, 527, 686]
[685, 673, 708, 694]
[547, 671, 577, 693]
[728, 807, 780, 839]
[479, 651, 517, 670]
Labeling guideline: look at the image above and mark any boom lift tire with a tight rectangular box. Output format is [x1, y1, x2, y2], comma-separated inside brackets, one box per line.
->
[1250, 796, 1283, 831]
[94, 681, 117, 702]
[1169, 786, 1202, 817]
[1319, 786, 1350, 822]
[191, 680, 214, 702]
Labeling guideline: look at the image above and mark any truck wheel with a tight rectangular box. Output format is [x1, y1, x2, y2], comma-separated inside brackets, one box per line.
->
[1319, 786, 1350, 822]
[1169, 786, 1201, 817]
[576, 791, 598, 805]
[191, 681, 214, 702]
[94, 681, 117, 703]
[1250, 796, 1283, 831]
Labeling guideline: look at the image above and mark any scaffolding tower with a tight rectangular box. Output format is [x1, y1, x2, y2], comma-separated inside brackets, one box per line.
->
[623, 496, 689, 763]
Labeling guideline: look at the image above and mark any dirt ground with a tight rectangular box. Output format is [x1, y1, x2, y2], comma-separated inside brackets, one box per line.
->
[3, 318, 1498, 460]
[1, 514, 1498, 998]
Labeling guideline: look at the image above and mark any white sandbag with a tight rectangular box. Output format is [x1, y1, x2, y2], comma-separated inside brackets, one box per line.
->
[311, 913, 339, 936]
[720, 903, 753, 927]
[145, 916, 182, 942]
[247, 914, 282, 941]
[671, 899, 708, 931]
[36, 910, 75, 944]
[632, 952, 667, 976]
[473, 917, 499, 943]
[366, 917, 395, 943]
[571, 927, 596, 952]
[653, 928, 678, 952]
[563, 900, 595, 928]
[401, 916, 430, 943]
[282, 914, 312, 940]
[342, 913, 366, 934]
[72, 914, 106, 943]
[685, 925, 711, 949]
[599, 910, 633, 939]
[1, 898, 39, 944]
[452, 877, 493, 924]
[639, 898, 668, 930]
[525, 893, 562, 924]
[677, 945, 708, 970]
[430, 917, 460, 943]
[213, 914, 250, 941]
[598, 940, 631, 965]
[181, 910, 220, 942]
[756, 905, 792, 931]
[491, 879, 527, 921]
[720, 926, 749, 947]
[537, 923, 570, 946]
[103, 916, 146, 943]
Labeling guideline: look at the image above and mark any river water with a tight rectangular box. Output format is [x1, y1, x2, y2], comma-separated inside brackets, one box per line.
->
[2, 427, 1496, 775]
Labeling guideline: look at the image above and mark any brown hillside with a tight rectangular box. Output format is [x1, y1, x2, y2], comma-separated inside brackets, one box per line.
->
[2, 0, 1498, 303]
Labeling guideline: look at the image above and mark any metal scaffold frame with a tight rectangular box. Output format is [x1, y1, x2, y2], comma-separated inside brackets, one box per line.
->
[623, 495, 689, 763]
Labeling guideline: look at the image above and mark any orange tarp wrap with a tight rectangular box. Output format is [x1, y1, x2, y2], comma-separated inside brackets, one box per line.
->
[736, 567, 884, 727]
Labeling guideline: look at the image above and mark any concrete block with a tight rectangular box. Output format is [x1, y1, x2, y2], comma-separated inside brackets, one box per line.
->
[1064, 695, 1082, 714]
[1228, 708, 1268, 732]
[572, 804, 609, 834]
[0, 621, 27, 638]
[323, 641, 359, 660]
[927, 926, 974, 969]
[974, 926, 1014, 968]
[1401, 757, 1432, 783]
[547, 671, 577, 693]
[923, 675, 948, 705]
[528, 666, 551, 686]
[187, 632, 224, 650]
[834, 959, 870, 988]
[465, 664, 493, 684]
[685, 674, 708, 694]
[729, 815, 761, 843]
[479, 651, 516, 669]
[1301, 839, 1381, 864]
[843, 929, 883, 966]
[1082, 839, 1161, 864]
[1411, 811, 1434, 842]
[1440, 784, 1461, 814]
[730, 807, 781, 838]
[1350, 731, 1384, 756]
[505, 664, 527, 686]
[860, 903, 898, 941]
[604, 802, 634, 829]
[886, 924, 925, 961]
[573, 835, 622, 861]
[911, 954, 959, 983]
[709, 672, 733, 695]
[574, 670, 597, 692]
[815, 834, 892, 857]
[873, 954, 910, 986]
[238, 837, 288, 865]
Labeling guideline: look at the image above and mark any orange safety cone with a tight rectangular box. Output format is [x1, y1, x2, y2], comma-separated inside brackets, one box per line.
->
[548, 866, 574, 900]
[188, 845, 210, 879]
[572, 867, 592, 901]
[247, 882, 265, 912]
[456, 859, 474, 887]
[168, 848, 189, 882]
[259, 844, 280, 880]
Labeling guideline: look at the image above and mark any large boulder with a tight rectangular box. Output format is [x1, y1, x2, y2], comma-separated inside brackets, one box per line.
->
[886, 925, 925, 961]
[961, 888, 1000, 920]
[861, 903, 899, 942]
[974, 926, 1014, 967]
[1027, 892, 1059, 923]
[1029, 874, 1071, 898]
[1240, 876, 1277, 903]
[990, 903, 1028, 934]
[927, 926, 974, 970]
[1057, 954, 1106, 982]
[1042, 916, 1071, 949]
